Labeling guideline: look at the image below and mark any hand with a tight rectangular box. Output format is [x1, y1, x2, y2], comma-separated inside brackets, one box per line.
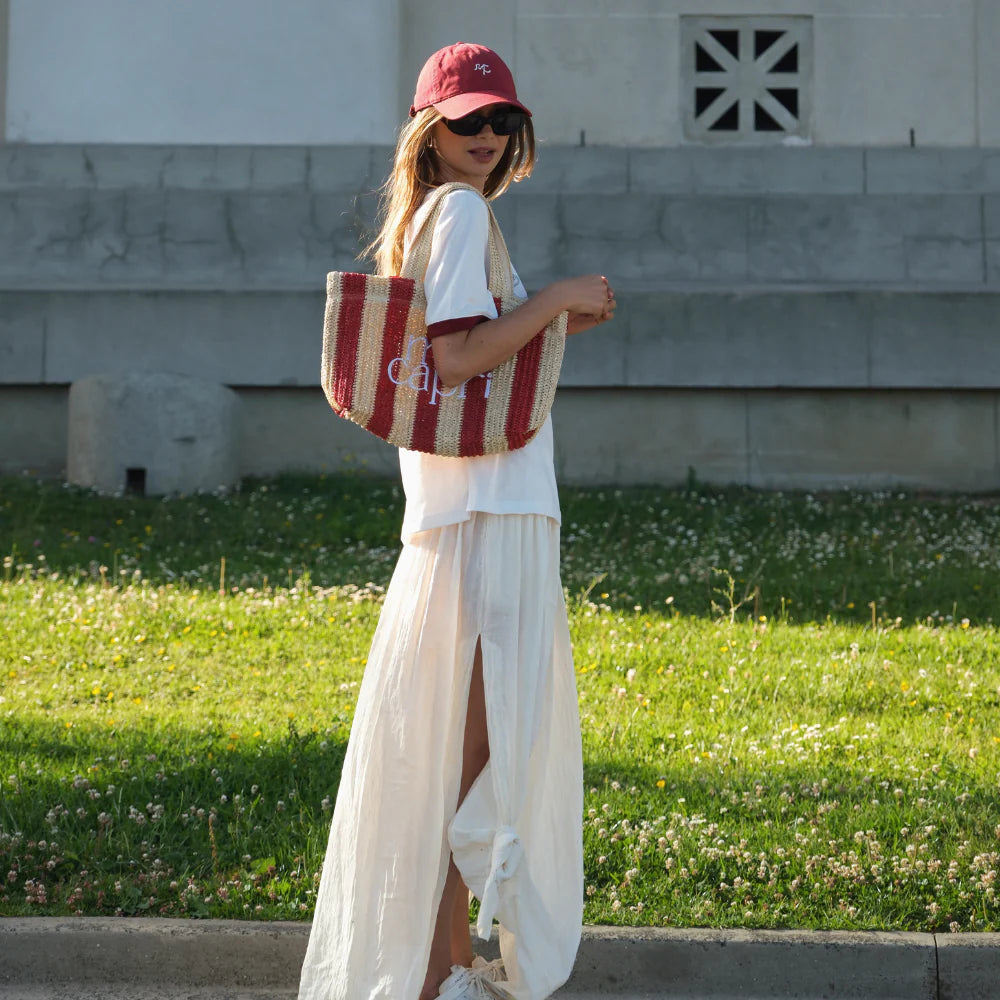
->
[563, 275, 616, 335]
[557, 275, 616, 320]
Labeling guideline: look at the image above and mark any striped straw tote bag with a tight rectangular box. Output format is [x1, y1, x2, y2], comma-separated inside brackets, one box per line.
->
[321, 182, 567, 457]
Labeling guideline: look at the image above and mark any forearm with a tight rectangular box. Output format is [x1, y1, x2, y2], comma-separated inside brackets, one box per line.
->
[431, 284, 568, 388]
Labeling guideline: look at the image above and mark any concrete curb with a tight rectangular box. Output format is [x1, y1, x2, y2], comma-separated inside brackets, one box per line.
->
[0, 918, 998, 999]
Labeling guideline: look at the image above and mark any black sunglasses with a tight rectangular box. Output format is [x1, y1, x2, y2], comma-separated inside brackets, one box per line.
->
[443, 108, 527, 137]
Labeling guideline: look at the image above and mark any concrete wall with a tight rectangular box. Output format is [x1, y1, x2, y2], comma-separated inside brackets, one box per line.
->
[10, 386, 1000, 494]
[0, 0, 8, 143]
[3, 0, 400, 144]
[4, 0, 999, 147]
[1, 144, 998, 300]
[1, 142, 998, 491]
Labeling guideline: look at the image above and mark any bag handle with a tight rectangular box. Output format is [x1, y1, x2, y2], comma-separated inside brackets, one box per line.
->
[399, 182, 516, 298]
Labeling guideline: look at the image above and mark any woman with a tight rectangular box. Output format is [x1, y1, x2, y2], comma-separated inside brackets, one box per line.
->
[298, 42, 616, 1000]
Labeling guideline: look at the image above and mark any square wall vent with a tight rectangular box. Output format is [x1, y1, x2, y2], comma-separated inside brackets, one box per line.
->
[681, 15, 813, 143]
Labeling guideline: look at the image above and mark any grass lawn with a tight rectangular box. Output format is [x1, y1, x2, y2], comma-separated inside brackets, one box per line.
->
[1, 472, 998, 933]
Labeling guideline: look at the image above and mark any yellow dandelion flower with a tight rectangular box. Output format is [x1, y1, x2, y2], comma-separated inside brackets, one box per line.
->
[656, 779, 666, 789]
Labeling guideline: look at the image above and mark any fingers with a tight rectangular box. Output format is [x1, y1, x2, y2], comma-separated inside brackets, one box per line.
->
[601, 279, 617, 322]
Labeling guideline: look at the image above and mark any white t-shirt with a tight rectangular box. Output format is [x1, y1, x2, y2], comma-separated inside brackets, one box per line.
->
[398, 188, 561, 544]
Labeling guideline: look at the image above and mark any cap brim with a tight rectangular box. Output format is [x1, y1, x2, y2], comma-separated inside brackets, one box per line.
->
[430, 91, 532, 120]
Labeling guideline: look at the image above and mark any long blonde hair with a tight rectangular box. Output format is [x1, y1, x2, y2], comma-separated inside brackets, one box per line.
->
[365, 107, 536, 277]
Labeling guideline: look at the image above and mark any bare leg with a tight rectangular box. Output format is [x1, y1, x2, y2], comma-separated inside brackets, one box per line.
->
[420, 642, 490, 1000]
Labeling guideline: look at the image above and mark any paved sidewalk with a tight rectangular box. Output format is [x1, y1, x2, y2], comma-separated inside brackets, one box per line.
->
[1, 918, 998, 999]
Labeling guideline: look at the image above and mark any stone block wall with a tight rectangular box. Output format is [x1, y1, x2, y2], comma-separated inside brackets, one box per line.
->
[1, 143, 998, 490]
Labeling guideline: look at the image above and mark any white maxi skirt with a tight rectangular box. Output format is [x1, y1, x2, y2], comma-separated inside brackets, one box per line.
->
[298, 513, 584, 1000]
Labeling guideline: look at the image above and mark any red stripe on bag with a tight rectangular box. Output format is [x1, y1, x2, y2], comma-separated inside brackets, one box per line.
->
[505, 325, 545, 450]
[332, 273, 369, 411]
[408, 339, 440, 454]
[367, 276, 415, 440]
[458, 371, 489, 457]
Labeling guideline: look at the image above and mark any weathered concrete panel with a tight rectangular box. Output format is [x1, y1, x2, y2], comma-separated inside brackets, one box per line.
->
[748, 391, 1000, 491]
[529, 147, 629, 195]
[867, 148, 1000, 195]
[869, 294, 1000, 387]
[238, 387, 397, 479]
[0, 295, 44, 383]
[308, 146, 384, 194]
[552, 388, 749, 487]
[544, 195, 751, 286]
[1, 189, 127, 286]
[618, 292, 871, 389]
[747, 196, 983, 284]
[559, 303, 629, 387]
[159, 147, 254, 190]
[631, 148, 865, 195]
[41, 291, 325, 386]
[516, 12, 680, 147]
[814, 11, 977, 146]
[0, 385, 66, 476]
[0, 187, 363, 291]
[985, 195, 1000, 287]
[0, 144, 97, 190]
[978, 0, 1000, 147]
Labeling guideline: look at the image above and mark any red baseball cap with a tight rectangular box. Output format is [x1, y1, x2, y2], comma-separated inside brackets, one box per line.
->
[410, 42, 531, 120]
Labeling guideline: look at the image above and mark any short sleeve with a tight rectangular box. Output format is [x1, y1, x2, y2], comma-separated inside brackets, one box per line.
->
[422, 190, 499, 338]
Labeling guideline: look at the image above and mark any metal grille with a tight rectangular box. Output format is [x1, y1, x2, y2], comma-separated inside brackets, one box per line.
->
[682, 16, 813, 143]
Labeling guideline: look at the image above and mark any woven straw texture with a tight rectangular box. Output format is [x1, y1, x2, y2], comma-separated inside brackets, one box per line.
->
[321, 182, 567, 457]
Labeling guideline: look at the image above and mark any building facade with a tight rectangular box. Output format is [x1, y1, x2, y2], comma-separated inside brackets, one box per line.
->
[1, 1, 999, 490]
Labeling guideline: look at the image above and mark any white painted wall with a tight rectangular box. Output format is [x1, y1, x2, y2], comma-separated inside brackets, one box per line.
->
[517, 0, 990, 147]
[3, 0, 996, 147]
[4, 0, 400, 144]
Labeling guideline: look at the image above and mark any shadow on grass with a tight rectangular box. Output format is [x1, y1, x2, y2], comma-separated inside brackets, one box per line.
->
[5, 472, 1000, 624]
[1, 713, 350, 906]
[3, 717, 997, 930]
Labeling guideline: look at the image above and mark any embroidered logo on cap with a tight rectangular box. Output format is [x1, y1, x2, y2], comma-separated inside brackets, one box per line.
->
[474, 63, 492, 75]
